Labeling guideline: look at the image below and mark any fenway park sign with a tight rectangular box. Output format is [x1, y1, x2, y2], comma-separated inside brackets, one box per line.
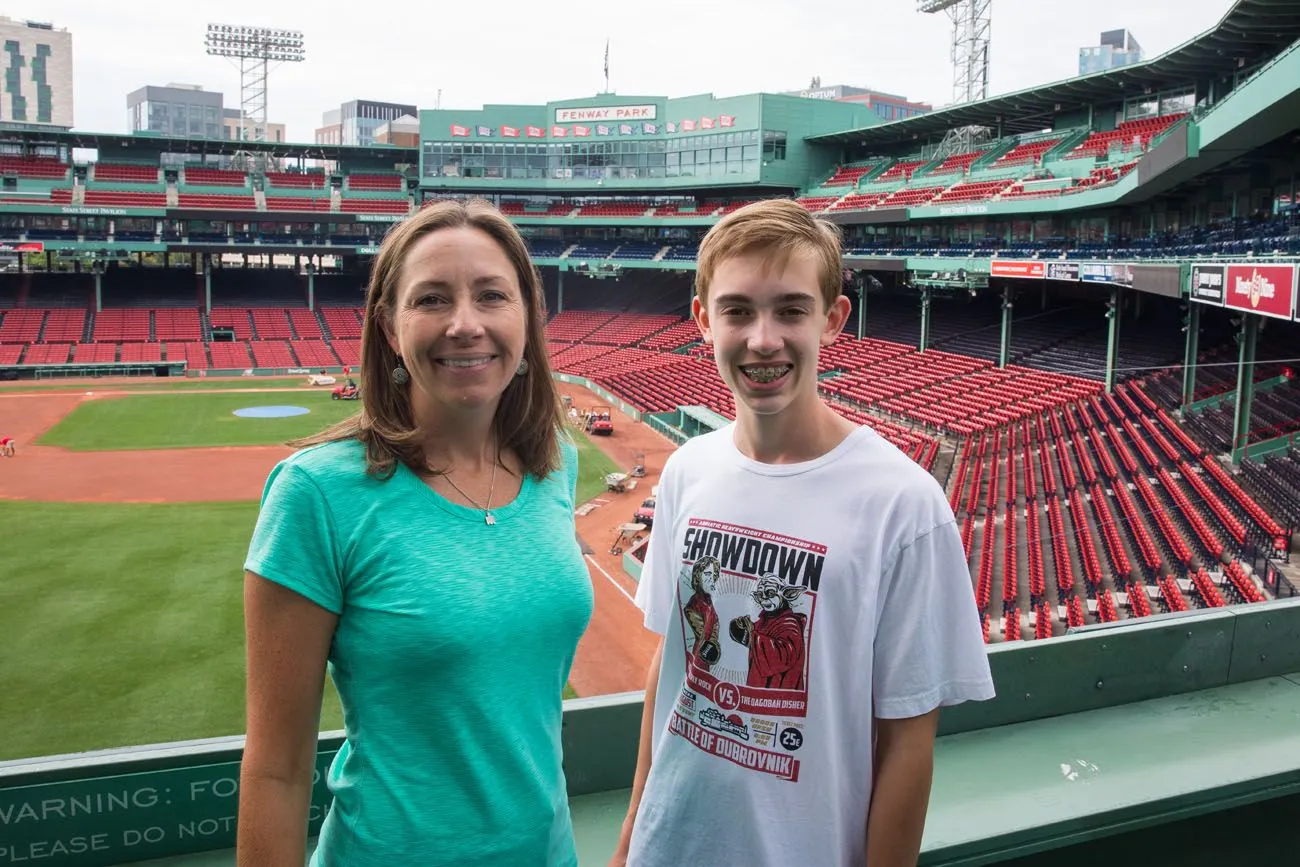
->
[1222, 263, 1297, 320]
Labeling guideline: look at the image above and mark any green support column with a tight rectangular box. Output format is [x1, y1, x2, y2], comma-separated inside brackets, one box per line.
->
[307, 269, 315, 312]
[856, 287, 866, 341]
[204, 256, 212, 315]
[1180, 303, 1200, 409]
[557, 267, 565, 314]
[1231, 315, 1260, 464]
[1104, 288, 1121, 393]
[999, 285, 1013, 368]
[919, 287, 931, 352]
[94, 271, 102, 313]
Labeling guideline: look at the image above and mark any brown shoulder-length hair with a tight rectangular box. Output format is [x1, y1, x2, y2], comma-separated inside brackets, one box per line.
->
[291, 198, 564, 481]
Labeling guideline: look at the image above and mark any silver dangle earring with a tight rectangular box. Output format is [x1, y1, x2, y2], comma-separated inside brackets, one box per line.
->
[392, 358, 410, 386]
[515, 357, 529, 376]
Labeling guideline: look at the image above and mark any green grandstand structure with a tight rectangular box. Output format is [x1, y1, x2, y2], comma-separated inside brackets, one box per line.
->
[3, 3, 1300, 863]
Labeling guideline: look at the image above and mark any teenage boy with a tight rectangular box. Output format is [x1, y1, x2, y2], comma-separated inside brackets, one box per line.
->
[610, 199, 995, 867]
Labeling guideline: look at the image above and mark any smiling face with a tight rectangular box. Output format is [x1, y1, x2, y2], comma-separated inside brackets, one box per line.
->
[694, 250, 850, 421]
[385, 225, 528, 418]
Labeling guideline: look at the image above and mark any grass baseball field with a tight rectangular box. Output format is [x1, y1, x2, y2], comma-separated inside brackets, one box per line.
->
[39, 391, 358, 450]
[3, 388, 620, 760]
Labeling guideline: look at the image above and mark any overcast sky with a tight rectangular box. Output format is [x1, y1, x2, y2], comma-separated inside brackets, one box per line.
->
[26, 0, 1231, 143]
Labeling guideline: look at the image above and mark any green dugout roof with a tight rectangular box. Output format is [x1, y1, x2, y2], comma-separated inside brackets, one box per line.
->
[680, 405, 732, 431]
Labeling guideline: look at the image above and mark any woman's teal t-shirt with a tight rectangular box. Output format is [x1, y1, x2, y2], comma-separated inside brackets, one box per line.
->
[244, 436, 594, 867]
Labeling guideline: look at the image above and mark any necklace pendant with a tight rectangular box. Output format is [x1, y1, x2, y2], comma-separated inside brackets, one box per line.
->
[484, 512, 496, 526]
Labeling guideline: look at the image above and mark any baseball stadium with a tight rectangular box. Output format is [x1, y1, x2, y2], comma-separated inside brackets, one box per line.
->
[3, 0, 1300, 863]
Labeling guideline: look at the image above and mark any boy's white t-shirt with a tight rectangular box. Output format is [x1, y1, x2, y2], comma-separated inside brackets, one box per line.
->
[629, 423, 995, 867]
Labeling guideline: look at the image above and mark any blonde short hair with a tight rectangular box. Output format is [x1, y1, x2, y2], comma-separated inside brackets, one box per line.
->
[695, 198, 843, 311]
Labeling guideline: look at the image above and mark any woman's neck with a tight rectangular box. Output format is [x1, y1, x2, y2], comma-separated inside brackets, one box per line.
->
[410, 400, 500, 473]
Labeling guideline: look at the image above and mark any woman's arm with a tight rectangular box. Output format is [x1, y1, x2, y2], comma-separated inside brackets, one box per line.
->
[237, 572, 339, 867]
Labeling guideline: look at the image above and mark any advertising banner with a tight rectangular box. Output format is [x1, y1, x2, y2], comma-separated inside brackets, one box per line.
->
[1080, 263, 1134, 287]
[1045, 262, 1080, 281]
[990, 260, 1045, 279]
[1189, 264, 1226, 306]
[1223, 263, 1297, 320]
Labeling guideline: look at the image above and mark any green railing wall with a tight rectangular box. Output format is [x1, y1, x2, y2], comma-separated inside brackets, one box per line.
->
[620, 538, 648, 582]
[1196, 36, 1300, 146]
[2, 599, 1297, 867]
[553, 374, 642, 422]
[645, 413, 689, 445]
[1185, 374, 1290, 415]
[1235, 431, 1300, 464]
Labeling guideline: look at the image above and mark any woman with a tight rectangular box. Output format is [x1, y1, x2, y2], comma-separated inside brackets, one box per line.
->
[237, 199, 594, 866]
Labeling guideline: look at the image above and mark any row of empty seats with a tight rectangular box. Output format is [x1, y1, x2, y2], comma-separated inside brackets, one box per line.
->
[0, 157, 69, 179]
[1066, 114, 1187, 159]
[0, 339, 353, 369]
[92, 163, 160, 184]
[0, 306, 363, 345]
[949, 394, 1284, 641]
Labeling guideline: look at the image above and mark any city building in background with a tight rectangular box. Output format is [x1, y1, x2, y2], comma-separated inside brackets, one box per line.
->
[0, 16, 74, 128]
[128, 83, 285, 142]
[314, 108, 342, 145]
[1080, 29, 1145, 75]
[315, 99, 418, 146]
[782, 81, 931, 121]
[222, 108, 285, 143]
[375, 114, 419, 148]
[127, 84, 222, 139]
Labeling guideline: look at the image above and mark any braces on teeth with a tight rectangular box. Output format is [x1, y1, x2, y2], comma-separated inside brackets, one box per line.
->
[744, 365, 791, 383]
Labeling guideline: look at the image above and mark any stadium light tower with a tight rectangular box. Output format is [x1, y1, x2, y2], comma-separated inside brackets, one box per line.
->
[204, 23, 305, 170]
[919, 0, 992, 156]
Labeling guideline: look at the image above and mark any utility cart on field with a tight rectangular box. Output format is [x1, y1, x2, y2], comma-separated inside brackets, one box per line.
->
[609, 522, 647, 555]
[587, 405, 614, 436]
[604, 472, 637, 494]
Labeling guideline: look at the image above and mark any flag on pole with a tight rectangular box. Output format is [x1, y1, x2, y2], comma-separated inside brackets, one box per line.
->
[604, 39, 610, 88]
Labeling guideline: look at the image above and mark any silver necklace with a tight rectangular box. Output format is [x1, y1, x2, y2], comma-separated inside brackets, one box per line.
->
[440, 458, 499, 525]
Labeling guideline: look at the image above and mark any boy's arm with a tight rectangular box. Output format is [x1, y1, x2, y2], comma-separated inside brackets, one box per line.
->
[608, 636, 665, 866]
[863, 710, 939, 867]
[867, 489, 994, 867]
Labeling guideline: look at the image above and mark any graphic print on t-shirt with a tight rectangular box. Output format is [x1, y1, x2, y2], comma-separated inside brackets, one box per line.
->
[671, 517, 823, 783]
